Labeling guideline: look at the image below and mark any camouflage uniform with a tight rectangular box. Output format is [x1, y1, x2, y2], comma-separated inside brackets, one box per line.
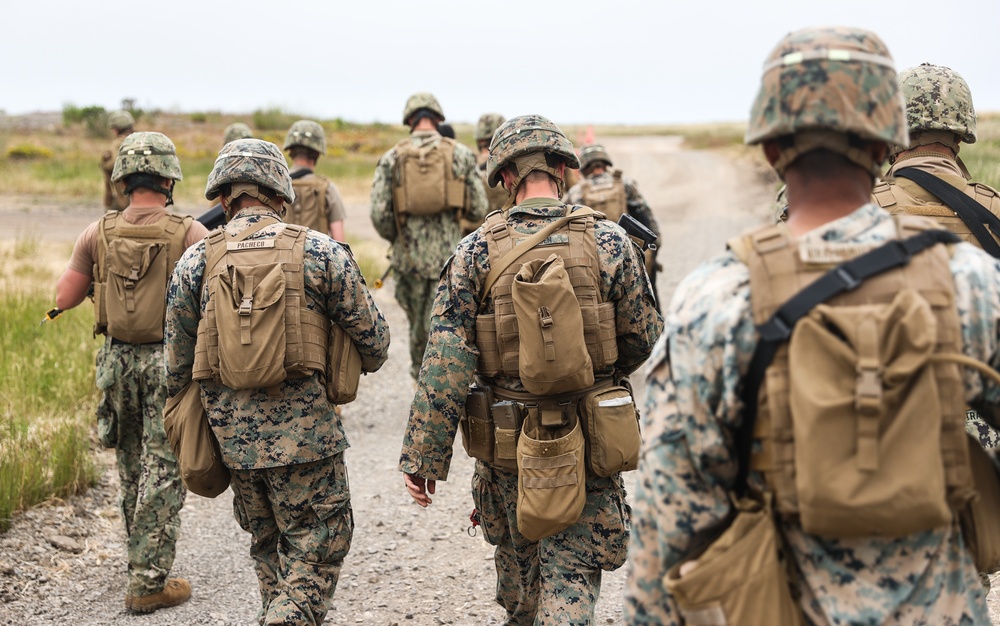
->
[165, 139, 390, 625]
[399, 115, 661, 624]
[370, 107, 487, 378]
[625, 27, 995, 624]
[284, 120, 347, 238]
[470, 113, 510, 232]
[565, 171, 660, 242]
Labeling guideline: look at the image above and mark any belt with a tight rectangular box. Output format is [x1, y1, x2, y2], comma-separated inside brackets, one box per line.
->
[485, 378, 615, 428]
[110, 338, 164, 346]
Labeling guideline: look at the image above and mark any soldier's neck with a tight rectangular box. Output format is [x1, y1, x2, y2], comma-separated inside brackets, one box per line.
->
[783, 171, 873, 236]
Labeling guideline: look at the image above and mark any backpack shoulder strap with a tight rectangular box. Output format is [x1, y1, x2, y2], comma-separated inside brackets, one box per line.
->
[894, 167, 1000, 258]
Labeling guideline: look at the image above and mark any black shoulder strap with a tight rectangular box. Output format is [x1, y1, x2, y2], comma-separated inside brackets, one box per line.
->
[290, 168, 313, 180]
[734, 228, 961, 496]
[894, 167, 1000, 258]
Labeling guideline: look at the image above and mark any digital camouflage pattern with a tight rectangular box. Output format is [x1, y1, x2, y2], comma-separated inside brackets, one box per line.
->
[625, 203, 999, 625]
[398, 197, 661, 623]
[107, 109, 135, 131]
[223, 122, 253, 145]
[475, 113, 506, 142]
[370, 130, 487, 376]
[283, 119, 327, 154]
[94, 341, 186, 598]
[111, 131, 183, 182]
[578, 144, 613, 174]
[565, 170, 662, 243]
[486, 115, 580, 188]
[900, 63, 977, 143]
[745, 26, 908, 148]
[206, 139, 295, 204]
[229, 453, 352, 626]
[402, 92, 445, 124]
[472, 463, 629, 625]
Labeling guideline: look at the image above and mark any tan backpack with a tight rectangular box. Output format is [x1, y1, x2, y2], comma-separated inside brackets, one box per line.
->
[580, 170, 627, 223]
[391, 135, 466, 224]
[192, 220, 331, 391]
[287, 171, 330, 233]
[93, 211, 191, 343]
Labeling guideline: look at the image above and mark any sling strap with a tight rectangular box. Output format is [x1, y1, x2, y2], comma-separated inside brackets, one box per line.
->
[290, 168, 312, 180]
[894, 167, 1000, 258]
[734, 228, 961, 496]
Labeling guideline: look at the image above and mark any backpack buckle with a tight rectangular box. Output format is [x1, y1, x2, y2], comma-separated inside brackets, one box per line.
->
[125, 266, 140, 289]
[239, 296, 253, 316]
[855, 364, 883, 414]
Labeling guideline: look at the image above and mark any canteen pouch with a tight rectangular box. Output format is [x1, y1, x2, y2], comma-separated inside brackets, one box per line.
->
[461, 384, 496, 463]
[578, 384, 641, 477]
[326, 323, 362, 404]
[665, 497, 804, 626]
[516, 411, 586, 541]
[215, 263, 287, 390]
[960, 431, 1000, 572]
[164, 380, 230, 498]
[512, 254, 594, 395]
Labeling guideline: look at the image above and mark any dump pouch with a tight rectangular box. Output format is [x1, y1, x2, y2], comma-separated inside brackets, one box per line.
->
[665, 497, 804, 626]
[578, 384, 641, 477]
[461, 384, 496, 463]
[516, 410, 586, 541]
[164, 380, 230, 498]
[326, 323, 362, 404]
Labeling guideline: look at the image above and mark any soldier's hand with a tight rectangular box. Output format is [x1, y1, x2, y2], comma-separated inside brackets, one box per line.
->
[404, 473, 436, 508]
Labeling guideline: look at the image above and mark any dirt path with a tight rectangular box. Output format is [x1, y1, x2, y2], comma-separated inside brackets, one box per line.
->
[0, 138, 808, 626]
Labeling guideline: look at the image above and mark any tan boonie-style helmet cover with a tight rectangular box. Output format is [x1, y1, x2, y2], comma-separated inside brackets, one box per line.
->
[486, 115, 580, 188]
[223, 123, 254, 145]
[403, 92, 445, 125]
[107, 110, 135, 132]
[580, 144, 613, 172]
[205, 139, 294, 203]
[111, 132, 183, 182]
[746, 26, 907, 148]
[475, 113, 506, 142]
[899, 63, 976, 144]
[283, 120, 327, 154]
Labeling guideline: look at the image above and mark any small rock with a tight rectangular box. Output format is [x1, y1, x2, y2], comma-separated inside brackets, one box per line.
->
[47, 535, 83, 554]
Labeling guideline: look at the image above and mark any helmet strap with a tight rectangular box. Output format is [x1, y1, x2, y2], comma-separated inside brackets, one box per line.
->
[773, 130, 883, 180]
[224, 183, 286, 218]
[123, 174, 175, 206]
[505, 152, 566, 199]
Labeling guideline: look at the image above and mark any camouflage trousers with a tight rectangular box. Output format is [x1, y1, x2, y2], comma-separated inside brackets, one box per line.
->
[394, 273, 436, 380]
[95, 340, 186, 597]
[472, 462, 630, 625]
[229, 453, 353, 626]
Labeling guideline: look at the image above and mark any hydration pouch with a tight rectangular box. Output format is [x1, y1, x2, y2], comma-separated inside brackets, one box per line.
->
[578, 384, 641, 477]
[516, 410, 586, 541]
[461, 384, 496, 463]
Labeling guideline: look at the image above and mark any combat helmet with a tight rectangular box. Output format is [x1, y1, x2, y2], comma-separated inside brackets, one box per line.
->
[111, 132, 182, 182]
[475, 113, 506, 143]
[206, 139, 294, 206]
[899, 63, 976, 145]
[486, 114, 580, 189]
[746, 26, 907, 177]
[107, 110, 135, 132]
[403, 93, 445, 126]
[579, 144, 613, 174]
[283, 120, 327, 154]
[223, 122, 254, 145]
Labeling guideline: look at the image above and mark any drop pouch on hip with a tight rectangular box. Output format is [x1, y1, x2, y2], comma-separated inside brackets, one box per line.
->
[327, 323, 362, 404]
[164, 380, 231, 498]
[664, 496, 804, 626]
[516, 411, 586, 542]
[578, 384, 641, 476]
[960, 431, 1000, 573]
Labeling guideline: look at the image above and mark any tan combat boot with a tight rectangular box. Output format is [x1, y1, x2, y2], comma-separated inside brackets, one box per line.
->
[125, 577, 192, 613]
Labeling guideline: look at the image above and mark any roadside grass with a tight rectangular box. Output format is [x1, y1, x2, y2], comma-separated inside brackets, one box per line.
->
[961, 112, 1000, 190]
[0, 278, 101, 532]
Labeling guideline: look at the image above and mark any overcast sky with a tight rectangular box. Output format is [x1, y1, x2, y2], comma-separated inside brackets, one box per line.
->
[5, 0, 998, 127]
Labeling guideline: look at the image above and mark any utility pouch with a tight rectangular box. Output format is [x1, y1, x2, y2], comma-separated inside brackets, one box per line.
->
[461, 384, 496, 463]
[326, 323, 362, 404]
[578, 385, 641, 477]
[492, 400, 522, 471]
[960, 431, 1000, 572]
[516, 410, 586, 542]
[665, 496, 804, 626]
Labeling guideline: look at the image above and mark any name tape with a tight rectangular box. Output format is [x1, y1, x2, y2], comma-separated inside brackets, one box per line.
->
[798, 241, 881, 264]
[227, 240, 276, 251]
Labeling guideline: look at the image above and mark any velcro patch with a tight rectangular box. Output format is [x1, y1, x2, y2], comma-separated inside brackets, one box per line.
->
[227, 240, 276, 251]
[798, 241, 882, 264]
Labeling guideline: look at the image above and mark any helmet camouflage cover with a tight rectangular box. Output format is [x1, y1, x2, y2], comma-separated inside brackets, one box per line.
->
[475, 113, 506, 142]
[402, 92, 445, 125]
[746, 26, 907, 148]
[899, 63, 976, 144]
[282, 119, 327, 154]
[223, 122, 254, 145]
[205, 139, 294, 203]
[111, 131, 183, 182]
[486, 114, 580, 188]
[579, 144, 613, 172]
[107, 110, 135, 131]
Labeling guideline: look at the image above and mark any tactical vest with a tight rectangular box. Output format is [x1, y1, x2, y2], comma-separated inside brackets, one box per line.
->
[93, 211, 192, 343]
[287, 172, 330, 234]
[191, 220, 328, 388]
[729, 216, 975, 530]
[475, 210, 618, 379]
[391, 135, 466, 226]
[873, 175, 1000, 250]
[579, 171, 627, 223]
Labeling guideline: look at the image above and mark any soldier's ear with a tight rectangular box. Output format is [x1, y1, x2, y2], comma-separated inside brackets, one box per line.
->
[763, 140, 782, 167]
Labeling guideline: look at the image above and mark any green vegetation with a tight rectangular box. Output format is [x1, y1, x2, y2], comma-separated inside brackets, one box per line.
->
[6, 143, 53, 160]
[961, 112, 1000, 190]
